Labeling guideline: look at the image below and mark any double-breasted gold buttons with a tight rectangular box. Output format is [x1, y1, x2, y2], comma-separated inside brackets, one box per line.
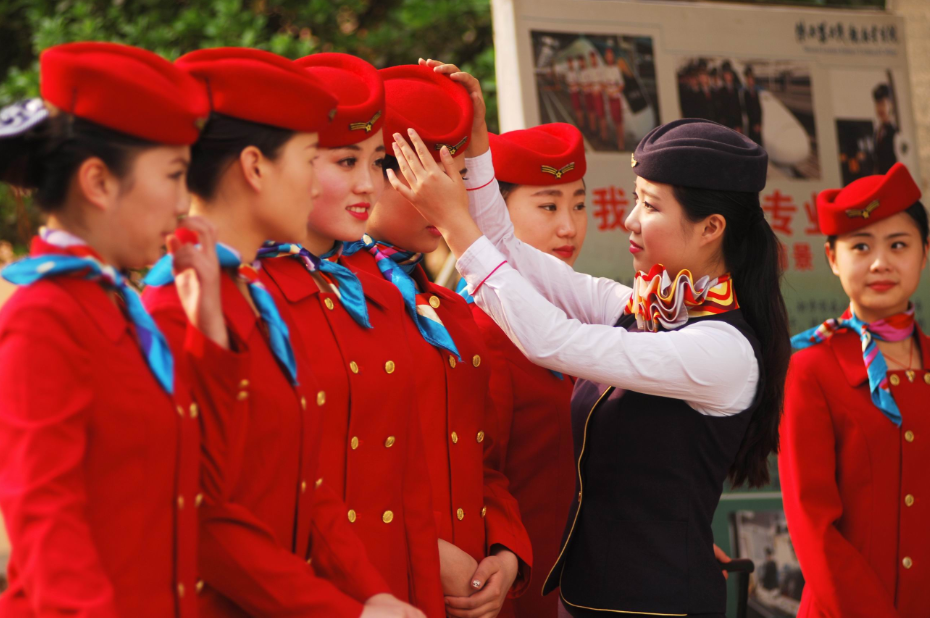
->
[903, 556, 913, 569]
[385, 436, 396, 448]
[385, 360, 396, 374]
[890, 374, 901, 386]
[476, 431, 485, 443]
[237, 390, 249, 401]
[351, 436, 360, 450]
[324, 298, 335, 310]
[905, 430, 915, 443]
[177, 495, 185, 510]
[189, 403, 199, 418]
[429, 296, 441, 309]
[301, 480, 308, 493]
[456, 508, 465, 521]
[317, 391, 326, 406]
[451, 431, 459, 444]
[449, 356, 457, 368]
[195, 580, 204, 594]
[177, 583, 186, 598]
[473, 355, 481, 367]
[300, 397, 307, 410]
[239, 379, 249, 388]
[481, 506, 487, 518]
[315, 478, 323, 488]
[348, 509, 357, 523]
[925, 373, 930, 385]
[176, 405, 185, 418]
[905, 494, 915, 506]
[383, 511, 394, 524]
[195, 493, 203, 508]
[350, 361, 359, 374]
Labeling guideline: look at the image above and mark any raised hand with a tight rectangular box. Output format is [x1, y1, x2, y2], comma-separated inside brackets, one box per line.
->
[418, 58, 489, 158]
[168, 216, 229, 349]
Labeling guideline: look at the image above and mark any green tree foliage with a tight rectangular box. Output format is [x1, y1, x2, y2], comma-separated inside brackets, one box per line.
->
[0, 0, 497, 250]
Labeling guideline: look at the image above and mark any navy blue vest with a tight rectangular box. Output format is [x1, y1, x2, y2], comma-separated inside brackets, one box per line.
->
[542, 310, 763, 616]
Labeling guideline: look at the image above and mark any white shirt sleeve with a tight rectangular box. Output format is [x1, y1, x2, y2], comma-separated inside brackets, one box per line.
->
[464, 150, 631, 326]
[459, 151, 760, 417]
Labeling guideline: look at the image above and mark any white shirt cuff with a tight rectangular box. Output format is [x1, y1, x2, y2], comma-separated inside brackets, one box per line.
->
[457, 235, 507, 292]
[464, 149, 495, 190]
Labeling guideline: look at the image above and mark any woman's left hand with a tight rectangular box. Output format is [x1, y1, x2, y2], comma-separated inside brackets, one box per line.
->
[387, 129, 482, 258]
[714, 543, 731, 580]
[444, 548, 519, 618]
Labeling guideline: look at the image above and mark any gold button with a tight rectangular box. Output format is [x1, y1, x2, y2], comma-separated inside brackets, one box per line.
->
[176, 405, 185, 418]
[177, 583, 185, 598]
[317, 391, 326, 406]
[903, 556, 913, 569]
[306, 557, 312, 565]
[449, 356, 456, 368]
[476, 431, 485, 443]
[905, 494, 915, 506]
[237, 390, 249, 401]
[385, 360, 395, 374]
[473, 355, 481, 367]
[451, 431, 459, 444]
[890, 374, 901, 386]
[481, 506, 487, 518]
[348, 509, 357, 523]
[925, 373, 930, 385]
[324, 298, 335, 310]
[382, 510, 394, 524]
[195, 579, 204, 594]
[351, 436, 360, 450]
[177, 495, 185, 510]
[239, 379, 249, 388]
[905, 430, 915, 443]
[456, 508, 465, 521]
[429, 295, 441, 309]
[189, 403, 199, 418]
[301, 480, 308, 493]
[195, 493, 203, 508]
[385, 436, 396, 448]
[349, 361, 359, 374]
[315, 478, 323, 488]
[300, 396, 307, 410]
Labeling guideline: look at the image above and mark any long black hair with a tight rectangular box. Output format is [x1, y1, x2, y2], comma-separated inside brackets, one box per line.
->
[673, 185, 790, 488]
[0, 113, 154, 213]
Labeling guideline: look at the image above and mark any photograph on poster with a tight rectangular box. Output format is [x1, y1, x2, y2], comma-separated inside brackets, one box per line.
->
[831, 68, 916, 186]
[530, 30, 660, 152]
[676, 57, 820, 180]
[732, 510, 804, 617]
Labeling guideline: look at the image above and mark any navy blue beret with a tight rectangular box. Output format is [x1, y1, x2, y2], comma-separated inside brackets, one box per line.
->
[631, 119, 768, 193]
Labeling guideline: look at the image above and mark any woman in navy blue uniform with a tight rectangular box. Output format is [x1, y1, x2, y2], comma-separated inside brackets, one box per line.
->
[385, 116, 789, 618]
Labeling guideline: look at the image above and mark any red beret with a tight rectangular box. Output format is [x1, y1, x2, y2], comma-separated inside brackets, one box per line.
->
[176, 47, 337, 133]
[40, 42, 208, 145]
[380, 65, 473, 161]
[817, 163, 922, 235]
[295, 53, 384, 148]
[489, 123, 586, 185]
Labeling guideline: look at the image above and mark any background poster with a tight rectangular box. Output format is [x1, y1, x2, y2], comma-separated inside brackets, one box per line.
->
[491, 0, 925, 334]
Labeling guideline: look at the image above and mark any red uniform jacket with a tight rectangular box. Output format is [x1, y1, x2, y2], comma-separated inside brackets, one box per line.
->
[467, 304, 575, 618]
[260, 256, 445, 617]
[0, 269, 236, 617]
[143, 271, 389, 618]
[343, 252, 533, 598]
[780, 326, 930, 618]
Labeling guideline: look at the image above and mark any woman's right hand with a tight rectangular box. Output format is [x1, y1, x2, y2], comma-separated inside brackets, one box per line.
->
[438, 538, 479, 597]
[360, 593, 426, 618]
[169, 216, 229, 350]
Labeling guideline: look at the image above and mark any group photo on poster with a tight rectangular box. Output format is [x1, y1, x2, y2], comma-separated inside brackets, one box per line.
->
[531, 30, 660, 152]
[676, 57, 820, 179]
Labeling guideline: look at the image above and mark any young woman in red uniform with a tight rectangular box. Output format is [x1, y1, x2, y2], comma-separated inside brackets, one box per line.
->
[781, 163, 930, 618]
[0, 42, 235, 617]
[141, 48, 422, 618]
[256, 52, 445, 618]
[455, 123, 586, 618]
[341, 65, 532, 618]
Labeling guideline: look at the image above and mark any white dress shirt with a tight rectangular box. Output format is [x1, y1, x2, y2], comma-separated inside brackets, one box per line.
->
[456, 150, 760, 417]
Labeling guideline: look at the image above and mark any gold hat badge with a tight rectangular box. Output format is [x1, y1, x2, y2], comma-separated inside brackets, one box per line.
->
[631, 153, 638, 168]
[541, 162, 576, 179]
[434, 136, 468, 156]
[349, 110, 382, 133]
[845, 199, 880, 219]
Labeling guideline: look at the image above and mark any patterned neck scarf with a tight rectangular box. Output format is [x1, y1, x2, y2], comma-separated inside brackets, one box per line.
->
[2, 228, 174, 394]
[455, 277, 563, 380]
[344, 235, 460, 359]
[145, 243, 298, 385]
[792, 304, 915, 426]
[257, 241, 371, 329]
[623, 264, 739, 333]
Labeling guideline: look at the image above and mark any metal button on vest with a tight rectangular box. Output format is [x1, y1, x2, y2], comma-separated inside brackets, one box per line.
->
[385, 436, 396, 448]
[317, 391, 326, 406]
[189, 403, 199, 418]
[905, 430, 915, 443]
[905, 494, 915, 506]
[237, 390, 249, 401]
[383, 510, 394, 524]
[324, 298, 335, 310]
[476, 431, 485, 443]
[903, 556, 913, 569]
[195, 580, 204, 594]
[385, 360, 395, 374]
[351, 436, 360, 450]
[176, 405, 185, 418]
[481, 506, 487, 518]
[890, 374, 901, 386]
[456, 508, 465, 520]
[350, 361, 359, 374]
[239, 379, 249, 388]
[451, 431, 459, 444]
[348, 509, 357, 523]
[177, 583, 185, 598]
[473, 355, 481, 367]
[301, 480, 308, 493]
[195, 493, 203, 508]
[449, 356, 456, 368]
[177, 496, 185, 510]
[429, 295, 441, 309]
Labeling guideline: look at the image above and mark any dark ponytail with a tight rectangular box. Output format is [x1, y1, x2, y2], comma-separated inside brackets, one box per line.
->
[673, 185, 790, 488]
[0, 112, 154, 212]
